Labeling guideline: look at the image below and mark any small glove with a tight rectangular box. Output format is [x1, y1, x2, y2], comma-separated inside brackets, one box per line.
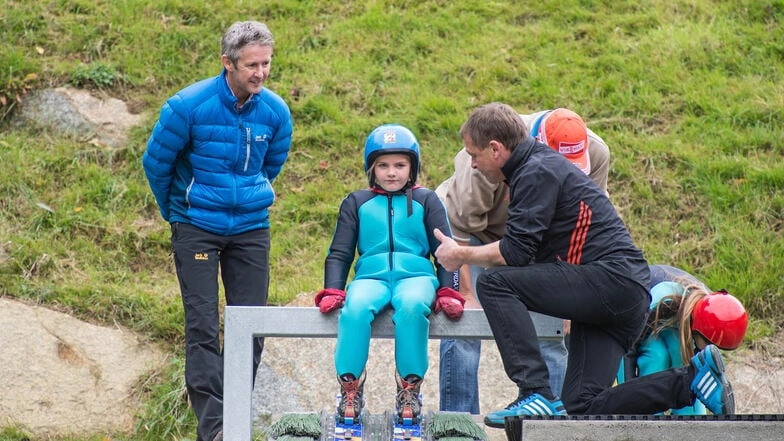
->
[314, 288, 346, 314]
[434, 287, 465, 320]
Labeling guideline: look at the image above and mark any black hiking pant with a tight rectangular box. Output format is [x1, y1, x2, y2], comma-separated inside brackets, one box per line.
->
[171, 222, 269, 441]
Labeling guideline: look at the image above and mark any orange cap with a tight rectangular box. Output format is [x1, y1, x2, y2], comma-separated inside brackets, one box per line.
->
[537, 108, 590, 175]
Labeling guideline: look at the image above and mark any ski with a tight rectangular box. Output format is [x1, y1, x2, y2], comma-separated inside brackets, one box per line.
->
[335, 411, 366, 441]
[383, 409, 431, 441]
[322, 393, 375, 441]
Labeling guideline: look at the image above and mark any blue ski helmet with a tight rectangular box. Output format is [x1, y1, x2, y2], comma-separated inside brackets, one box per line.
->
[363, 124, 420, 187]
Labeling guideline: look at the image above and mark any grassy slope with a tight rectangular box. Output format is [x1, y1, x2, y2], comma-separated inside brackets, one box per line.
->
[1, 1, 783, 439]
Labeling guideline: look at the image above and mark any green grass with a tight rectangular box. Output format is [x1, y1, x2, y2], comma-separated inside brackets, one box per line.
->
[1, 0, 783, 439]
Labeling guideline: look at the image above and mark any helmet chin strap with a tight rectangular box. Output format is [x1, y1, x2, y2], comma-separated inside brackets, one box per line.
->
[368, 179, 415, 218]
[405, 187, 413, 217]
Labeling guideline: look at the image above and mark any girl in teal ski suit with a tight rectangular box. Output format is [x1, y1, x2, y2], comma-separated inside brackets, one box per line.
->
[314, 124, 464, 425]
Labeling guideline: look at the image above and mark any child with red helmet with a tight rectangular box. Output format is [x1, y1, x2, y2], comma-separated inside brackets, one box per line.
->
[618, 264, 749, 414]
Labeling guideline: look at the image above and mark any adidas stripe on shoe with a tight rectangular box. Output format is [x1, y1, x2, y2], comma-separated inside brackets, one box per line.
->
[690, 344, 735, 415]
[484, 393, 566, 428]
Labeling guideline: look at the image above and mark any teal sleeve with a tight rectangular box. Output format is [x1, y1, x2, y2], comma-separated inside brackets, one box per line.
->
[661, 327, 708, 414]
[637, 335, 671, 376]
[616, 358, 627, 384]
[660, 328, 685, 367]
[649, 328, 707, 415]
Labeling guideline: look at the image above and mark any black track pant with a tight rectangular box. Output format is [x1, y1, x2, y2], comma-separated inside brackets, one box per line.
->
[477, 260, 664, 414]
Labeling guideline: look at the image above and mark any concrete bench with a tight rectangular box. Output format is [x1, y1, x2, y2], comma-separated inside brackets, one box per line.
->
[223, 306, 563, 441]
[504, 414, 784, 441]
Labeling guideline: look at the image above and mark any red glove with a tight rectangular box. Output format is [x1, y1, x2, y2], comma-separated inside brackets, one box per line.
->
[314, 288, 346, 314]
[434, 287, 465, 320]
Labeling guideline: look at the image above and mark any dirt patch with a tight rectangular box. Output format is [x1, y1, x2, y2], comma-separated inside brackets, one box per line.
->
[726, 339, 784, 413]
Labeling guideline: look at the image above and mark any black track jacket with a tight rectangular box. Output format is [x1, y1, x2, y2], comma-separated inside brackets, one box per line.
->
[499, 137, 650, 290]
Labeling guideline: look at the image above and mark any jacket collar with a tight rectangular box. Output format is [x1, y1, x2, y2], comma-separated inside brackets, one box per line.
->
[218, 69, 259, 112]
[500, 136, 537, 182]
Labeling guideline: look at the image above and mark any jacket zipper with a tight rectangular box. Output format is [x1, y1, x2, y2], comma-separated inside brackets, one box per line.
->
[185, 177, 194, 208]
[387, 194, 395, 270]
[244, 126, 251, 171]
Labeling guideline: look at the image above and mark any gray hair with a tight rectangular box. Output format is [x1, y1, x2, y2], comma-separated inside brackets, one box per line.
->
[459, 102, 529, 152]
[221, 21, 275, 64]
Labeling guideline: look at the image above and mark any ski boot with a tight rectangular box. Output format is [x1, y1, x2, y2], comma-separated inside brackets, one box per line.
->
[395, 372, 423, 425]
[337, 371, 366, 425]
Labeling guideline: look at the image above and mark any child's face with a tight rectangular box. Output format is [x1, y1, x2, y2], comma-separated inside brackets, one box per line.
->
[372, 153, 411, 192]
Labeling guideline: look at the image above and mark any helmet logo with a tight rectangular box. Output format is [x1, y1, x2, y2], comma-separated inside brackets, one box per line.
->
[383, 129, 397, 144]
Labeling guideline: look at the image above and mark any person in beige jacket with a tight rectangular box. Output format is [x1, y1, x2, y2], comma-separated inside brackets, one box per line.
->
[437, 108, 610, 414]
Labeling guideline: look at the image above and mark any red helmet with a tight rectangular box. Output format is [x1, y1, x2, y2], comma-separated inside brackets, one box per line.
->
[691, 290, 748, 350]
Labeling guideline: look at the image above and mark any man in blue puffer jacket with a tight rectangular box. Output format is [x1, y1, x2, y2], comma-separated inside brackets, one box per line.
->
[142, 20, 292, 441]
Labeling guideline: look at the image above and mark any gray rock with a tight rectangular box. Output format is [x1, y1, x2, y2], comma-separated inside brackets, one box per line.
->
[13, 87, 143, 148]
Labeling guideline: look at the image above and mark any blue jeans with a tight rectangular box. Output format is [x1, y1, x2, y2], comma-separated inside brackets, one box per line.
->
[438, 236, 568, 413]
[439, 336, 567, 413]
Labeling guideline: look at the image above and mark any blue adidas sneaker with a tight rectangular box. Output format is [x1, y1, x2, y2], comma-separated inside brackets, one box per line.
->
[690, 344, 735, 414]
[484, 393, 566, 428]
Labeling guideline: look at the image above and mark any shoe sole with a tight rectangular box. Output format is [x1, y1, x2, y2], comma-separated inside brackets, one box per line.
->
[705, 345, 735, 414]
[483, 403, 566, 428]
[483, 415, 506, 429]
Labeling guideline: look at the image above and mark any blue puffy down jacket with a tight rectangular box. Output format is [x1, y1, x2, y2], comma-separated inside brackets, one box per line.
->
[143, 69, 292, 235]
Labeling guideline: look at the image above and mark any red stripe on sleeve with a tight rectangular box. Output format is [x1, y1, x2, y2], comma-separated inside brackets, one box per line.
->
[568, 201, 592, 264]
